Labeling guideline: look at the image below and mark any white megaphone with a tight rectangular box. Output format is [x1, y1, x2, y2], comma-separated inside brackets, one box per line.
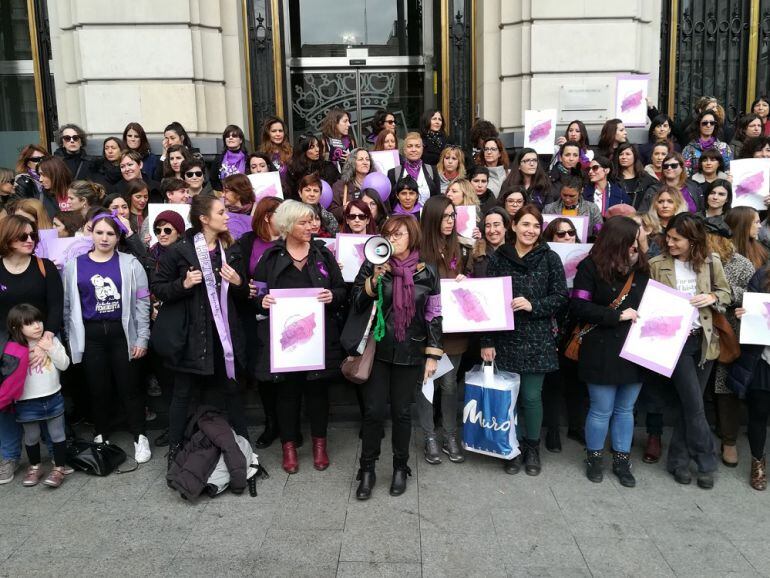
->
[363, 235, 392, 265]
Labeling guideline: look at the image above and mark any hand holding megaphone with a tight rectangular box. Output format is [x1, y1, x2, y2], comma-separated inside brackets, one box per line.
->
[373, 263, 391, 286]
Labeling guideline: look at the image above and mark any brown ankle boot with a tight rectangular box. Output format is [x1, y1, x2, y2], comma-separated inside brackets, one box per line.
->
[643, 435, 661, 464]
[750, 456, 766, 491]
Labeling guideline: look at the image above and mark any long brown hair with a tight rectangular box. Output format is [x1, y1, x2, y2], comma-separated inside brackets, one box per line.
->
[725, 206, 768, 269]
[251, 196, 282, 242]
[590, 216, 649, 283]
[189, 193, 233, 248]
[15, 145, 48, 175]
[259, 116, 292, 166]
[37, 156, 72, 206]
[420, 195, 464, 277]
[664, 213, 708, 273]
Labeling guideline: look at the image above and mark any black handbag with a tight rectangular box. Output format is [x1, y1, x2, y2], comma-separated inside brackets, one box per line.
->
[150, 298, 188, 361]
[66, 440, 137, 476]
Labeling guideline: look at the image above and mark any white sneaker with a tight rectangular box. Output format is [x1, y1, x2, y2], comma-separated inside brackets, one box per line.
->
[134, 435, 151, 464]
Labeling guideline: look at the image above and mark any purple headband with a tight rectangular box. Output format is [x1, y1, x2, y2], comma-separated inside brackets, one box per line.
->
[91, 211, 128, 235]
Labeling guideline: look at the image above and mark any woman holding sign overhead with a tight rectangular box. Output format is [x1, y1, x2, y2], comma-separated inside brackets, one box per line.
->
[351, 215, 443, 499]
[151, 194, 250, 468]
[649, 213, 730, 489]
[252, 200, 346, 475]
[570, 216, 649, 487]
[480, 205, 569, 476]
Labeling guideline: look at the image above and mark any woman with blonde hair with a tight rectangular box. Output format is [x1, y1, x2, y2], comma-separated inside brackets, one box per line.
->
[12, 198, 53, 230]
[436, 146, 466, 194]
[645, 186, 688, 235]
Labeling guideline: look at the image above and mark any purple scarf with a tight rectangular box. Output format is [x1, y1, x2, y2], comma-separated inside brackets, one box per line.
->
[680, 186, 698, 213]
[219, 149, 246, 180]
[404, 159, 423, 181]
[26, 169, 43, 192]
[390, 250, 420, 342]
[249, 238, 273, 277]
[698, 137, 716, 150]
[393, 202, 422, 218]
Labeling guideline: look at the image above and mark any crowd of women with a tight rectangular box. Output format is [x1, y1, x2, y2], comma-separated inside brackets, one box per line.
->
[0, 96, 769, 500]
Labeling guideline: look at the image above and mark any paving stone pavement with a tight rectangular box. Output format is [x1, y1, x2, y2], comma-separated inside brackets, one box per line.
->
[0, 424, 767, 577]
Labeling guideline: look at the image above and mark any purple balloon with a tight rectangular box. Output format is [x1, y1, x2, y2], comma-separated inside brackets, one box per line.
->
[320, 179, 333, 209]
[361, 172, 392, 203]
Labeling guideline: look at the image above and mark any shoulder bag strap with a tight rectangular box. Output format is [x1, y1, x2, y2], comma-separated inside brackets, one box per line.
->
[36, 257, 46, 278]
[609, 271, 635, 309]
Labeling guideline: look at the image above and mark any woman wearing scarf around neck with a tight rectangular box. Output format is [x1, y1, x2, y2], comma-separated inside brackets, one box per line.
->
[259, 116, 292, 178]
[320, 108, 357, 172]
[350, 215, 443, 500]
[329, 148, 375, 222]
[237, 196, 282, 449]
[252, 200, 346, 475]
[222, 174, 255, 215]
[682, 110, 733, 177]
[210, 125, 249, 193]
[151, 194, 250, 468]
[391, 177, 423, 221]
[387, 132, 440, 205]
[420, 109, 449, 166]
[62, 212, 151, 463]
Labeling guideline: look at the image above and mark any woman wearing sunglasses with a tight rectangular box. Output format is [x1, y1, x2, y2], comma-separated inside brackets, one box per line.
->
[0, 215, 63, 484]
[582, 156, 631, 219]
[637, 152, 703, 214]
[181, 158, 213, 197]
[543, 217, 580, 244]
[341, 199, 376, 235]
[52, 124, 97, 182]
[12, 145, 49, 204]
[682, 110, 733, 177]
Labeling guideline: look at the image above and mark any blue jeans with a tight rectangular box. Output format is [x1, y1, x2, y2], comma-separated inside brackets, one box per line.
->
[0, 410, 22, 461]
[585, 383, 642, 453]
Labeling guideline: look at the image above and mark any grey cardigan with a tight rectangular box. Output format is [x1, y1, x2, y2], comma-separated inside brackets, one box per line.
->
[63, 251, 151, 363]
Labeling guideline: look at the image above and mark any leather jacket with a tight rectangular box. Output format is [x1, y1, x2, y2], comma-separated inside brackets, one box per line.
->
[351, 260, 443, 366]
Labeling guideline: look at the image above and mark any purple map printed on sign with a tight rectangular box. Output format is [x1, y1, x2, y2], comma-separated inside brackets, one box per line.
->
[620, 90, 644, 112]
[639, 315, 684, 339]
[280, 313, 316, 351]
[528, 119, 552, 143]
[352, 242, 366, 261]
[452, 288, 489, 322]
[255, 183, 279, 202]
[455, 209, 471, 237]
[563, 249, 590, 279]
[735, 172, 765, 197]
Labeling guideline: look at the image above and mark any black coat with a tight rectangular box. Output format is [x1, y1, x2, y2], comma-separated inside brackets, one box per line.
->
[479, 243, 569, 373]
[11, 174, 59, 218]
[351, 260, 443, 366]
[613, 173, 659, 210]
[166, 406, 247, 500]
[636, 179, 704, 213]
[252, 240, 347, 382]
[570, 257, 650, 385]
[728, 268, 769, 399]
[53, 148, 97, 181]
[151, 230, 248, 375]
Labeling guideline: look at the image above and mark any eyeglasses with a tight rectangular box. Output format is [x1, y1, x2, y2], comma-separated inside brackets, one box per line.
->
[384, 119, 396, 125]
[28, 156, 45, 164]
[185, 170, 203, 178]
[385, 231, 406, 241]
[442, 212, 457, 221]
[62, 135, 80, 142]
[662, 162, 680, 170]
[15, 232, 38, 243]
[484, 147, 499, 153]
[555, 230, 577, 239]
[588, 165, 603, 172]
[346, 213, 368, 221]
[154, 226, 175, 236]
[700, 120, 716, 126]
[507, 198, 525, 206]
[521, 158, 538, 165]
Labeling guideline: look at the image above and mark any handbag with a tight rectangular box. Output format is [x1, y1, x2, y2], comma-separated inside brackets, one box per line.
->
[66, 440, 137, 476]
[714, 311, 740, 363]
[564, 272, 635, 361]
[341, 303, 378, 383]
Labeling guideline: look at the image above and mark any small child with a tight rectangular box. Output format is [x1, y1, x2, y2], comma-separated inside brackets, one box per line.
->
[7, 304, 70, 488]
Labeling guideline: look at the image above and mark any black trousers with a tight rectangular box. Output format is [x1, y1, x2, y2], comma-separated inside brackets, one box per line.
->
[360, 359, 422, 467]
[277, 373, 329, 443]
[168, 348, 248, 447]
[747, 362, 770, 459]
[542, 356, 587, 432]
[82, 320, 145, 439]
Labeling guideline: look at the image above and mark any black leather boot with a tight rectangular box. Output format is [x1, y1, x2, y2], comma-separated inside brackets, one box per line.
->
[504, 455, 521, 475]
[355, 460, 376, 500]
[523, 439, 542, 476]
[390, 459, 412, 496]
[612, 451, 636, 488]
[254, 416, 279, 449]
[585, 449, 604, 483]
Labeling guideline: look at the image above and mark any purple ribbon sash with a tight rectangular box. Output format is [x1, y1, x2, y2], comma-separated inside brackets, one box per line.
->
[193, 233, 236, 380]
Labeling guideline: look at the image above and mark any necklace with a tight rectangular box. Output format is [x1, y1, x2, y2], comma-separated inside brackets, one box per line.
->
[287, 249, 308, 263]
[3, 256, 30, 274]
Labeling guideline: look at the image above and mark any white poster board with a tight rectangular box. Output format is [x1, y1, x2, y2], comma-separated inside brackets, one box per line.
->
[523, 109, 558, 155]
[248, 172, 284, 204]
[440, 277, 515, 334]
[335, 233, 374, 283]
[739, 292, 770, 346]
[730, 158, 770, 211]
[269, 288, 326, 373]
[615, 74, 650, 127]
[547, 243, 593, 288]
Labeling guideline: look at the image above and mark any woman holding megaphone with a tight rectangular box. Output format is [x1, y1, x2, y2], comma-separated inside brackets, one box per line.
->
[351, 215, 443, 500]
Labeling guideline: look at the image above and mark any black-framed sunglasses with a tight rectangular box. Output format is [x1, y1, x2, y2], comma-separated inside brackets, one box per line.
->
[154, 226, 175, 236]
[185, 170, 203, 178]
[346, 213, 368, 221]
[16, 232, 38, 243]
[662, 162, 680, 170]
[555, 230, 577, 239]
[62, 134, 80, 142]
[28, 156, 45, 165]
[700, 120, 716, 126]
[587, 165, 603, 172]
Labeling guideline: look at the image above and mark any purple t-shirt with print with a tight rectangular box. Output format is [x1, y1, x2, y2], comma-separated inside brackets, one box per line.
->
[77, 253, 122, 321]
